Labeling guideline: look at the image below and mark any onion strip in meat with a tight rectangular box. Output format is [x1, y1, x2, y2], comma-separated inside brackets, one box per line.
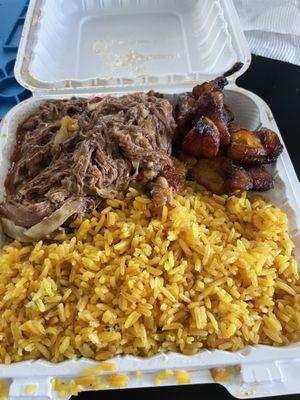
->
[24, 200, 83, 240]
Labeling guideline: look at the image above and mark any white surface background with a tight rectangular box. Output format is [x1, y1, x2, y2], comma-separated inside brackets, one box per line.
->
[234, 0, 300, 65]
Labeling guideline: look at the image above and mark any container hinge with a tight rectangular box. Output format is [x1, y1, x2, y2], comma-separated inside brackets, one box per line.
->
[9, 377, 52, 400]
[241, 362, 282, 384]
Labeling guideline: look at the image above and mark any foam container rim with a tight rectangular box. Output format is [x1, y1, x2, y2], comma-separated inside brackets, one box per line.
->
[0, 0, 299, 398]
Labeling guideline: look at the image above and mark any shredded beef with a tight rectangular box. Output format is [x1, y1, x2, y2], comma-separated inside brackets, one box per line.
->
[0, 92, 183, 237]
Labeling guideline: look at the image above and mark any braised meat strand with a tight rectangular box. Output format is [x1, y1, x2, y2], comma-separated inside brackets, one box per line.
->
[0, 93, 182, 241]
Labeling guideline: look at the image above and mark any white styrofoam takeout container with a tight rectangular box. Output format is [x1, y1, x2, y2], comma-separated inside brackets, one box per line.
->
[0, 0, 299, 398]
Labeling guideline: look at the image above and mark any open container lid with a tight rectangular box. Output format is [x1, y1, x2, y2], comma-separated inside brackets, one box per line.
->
[15, 0, 251, 95]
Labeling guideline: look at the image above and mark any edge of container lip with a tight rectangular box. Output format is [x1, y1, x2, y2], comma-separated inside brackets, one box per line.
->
[14, 0, 252, 95]
[0, 343, 300, 378]
[13, 0, 38, 93]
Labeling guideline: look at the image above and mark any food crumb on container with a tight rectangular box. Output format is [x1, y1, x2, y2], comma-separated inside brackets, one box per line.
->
[155, 369, 190, 385]
[52, 375, 109, 398]
[73, 376, 106, 389]
[44, 356, 120, 393]
[231, 365, 241, 375]
[155, 369, 174, 385]
[105, 374, 129, 388]
[26, 383, 37, 395]
[174, 370, 191, 384]
[82, 362, 117, 376]
[135, 371, 143, 379]
[58, 389, 68, 398]
[210, 367, 231, 382]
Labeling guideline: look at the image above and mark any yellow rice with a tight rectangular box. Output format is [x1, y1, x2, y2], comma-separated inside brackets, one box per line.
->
[0, 381, 8, 399]
[52, 366, 189, 398]
[155, 369, 174, 385]
[174, 370, 190, 384]
[155, 369, 190, 385]
[52, 376, 108, 397]
[135, 370, 142, 379]
[0, 184, 299, 364]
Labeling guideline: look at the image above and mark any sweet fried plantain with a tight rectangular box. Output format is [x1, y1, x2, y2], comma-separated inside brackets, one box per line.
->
[175, 94, 197, 143]
[258, 128, 283, 161]
[182, 116, 220, 158]
[189, 157, 253, 194]
[176, 64, 243, 146]
[245, 165, 274, 191]
[195, 92, 231, 145]
[227, 127, 283, 164]
[227, 128, 265, 163]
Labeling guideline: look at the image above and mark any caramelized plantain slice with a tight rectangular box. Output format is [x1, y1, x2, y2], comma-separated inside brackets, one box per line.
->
[227, 127, 283, 164]
[182, 116, 220, 158]
[175, 94, 197, 143]
[257, 128, 283, 162]
[245, 165, 274, 191]
[227, 128, 265, 164]
[189, 157, 253, 194]
[189, 158, 225, 194]
[179, 63, 243, 146]
[195, 92, 231, 145]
